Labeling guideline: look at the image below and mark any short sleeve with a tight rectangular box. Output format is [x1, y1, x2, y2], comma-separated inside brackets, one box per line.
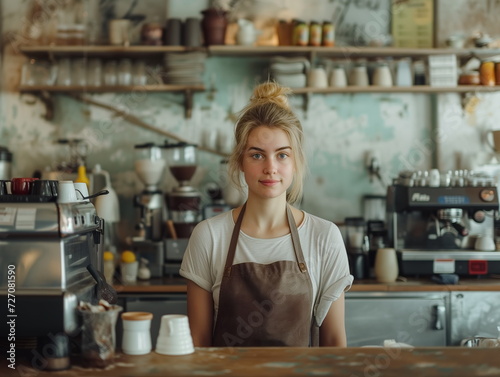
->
[179, 220, 214, 292]
[313, 223, 353, 326]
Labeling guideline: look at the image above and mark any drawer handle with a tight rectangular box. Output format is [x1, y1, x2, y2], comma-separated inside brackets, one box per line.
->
[432, 304, 446, 330]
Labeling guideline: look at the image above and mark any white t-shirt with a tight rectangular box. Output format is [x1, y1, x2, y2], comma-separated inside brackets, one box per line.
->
[180, 210, 353, 326]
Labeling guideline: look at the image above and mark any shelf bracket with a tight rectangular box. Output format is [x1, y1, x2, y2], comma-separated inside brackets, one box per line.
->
[184, 90, 193, 119]
[21, 90, 55, 121]
[302, 92, 311, 115]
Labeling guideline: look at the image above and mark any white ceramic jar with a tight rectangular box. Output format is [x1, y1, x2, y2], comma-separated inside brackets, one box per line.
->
[121, 312, 153, 355]
[374, 248, 399, 283]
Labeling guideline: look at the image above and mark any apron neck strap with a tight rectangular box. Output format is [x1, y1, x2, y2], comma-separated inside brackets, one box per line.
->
[224, 203, 308, 276]
[286, 205, 308, 273]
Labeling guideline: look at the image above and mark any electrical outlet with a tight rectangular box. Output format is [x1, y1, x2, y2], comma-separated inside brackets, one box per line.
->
[365, 151, 380, 172]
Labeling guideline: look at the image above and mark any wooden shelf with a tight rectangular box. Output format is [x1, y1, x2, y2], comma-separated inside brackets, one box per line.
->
[18, 84, 205, 92]
[19, 85, 204, 119]
[207, 45, 500, 58]
[20, 45, 500, 59]
[19, 45, 204, 57]
[291, 85, 500, 94]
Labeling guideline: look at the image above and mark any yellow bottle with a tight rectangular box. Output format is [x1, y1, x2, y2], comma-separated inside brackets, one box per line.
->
[75, 165, 90, 190]
[103, 251, 115, 283]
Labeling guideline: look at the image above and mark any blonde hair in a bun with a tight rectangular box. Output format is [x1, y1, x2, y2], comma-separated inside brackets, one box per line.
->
[228, 81, 306, 204]
[249, 81, 292, 110]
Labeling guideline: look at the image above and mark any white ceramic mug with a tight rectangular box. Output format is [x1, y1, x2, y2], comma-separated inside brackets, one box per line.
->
[74, 182, 89, 201]
[121, 312, 153, 355]
[372, 65, 393, 87]
[474, 235, 496, 251]
[349, 66, 369, 86]
[308, 67, 328, 88]
[155, 314, 194, 355]
[395, 58, 412, 87]
[329, 67, 347, 87]
[57, 180, 77, 203]
[486, 130, 500, 153]
[120, 261, 139, 284]
[374, 248, 399, 283]
[109, 19, 131, 46]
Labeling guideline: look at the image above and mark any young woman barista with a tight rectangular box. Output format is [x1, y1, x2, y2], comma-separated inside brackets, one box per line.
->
[180, 81, 353, 347]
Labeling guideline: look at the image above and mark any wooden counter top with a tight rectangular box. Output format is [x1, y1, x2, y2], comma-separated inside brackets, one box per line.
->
[5, 347, 500, 376]
[113, 276, 500, 294]
[114, 277, 187, 294]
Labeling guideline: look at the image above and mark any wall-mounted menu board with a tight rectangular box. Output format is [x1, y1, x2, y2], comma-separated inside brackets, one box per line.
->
[392, 0, 434, 48]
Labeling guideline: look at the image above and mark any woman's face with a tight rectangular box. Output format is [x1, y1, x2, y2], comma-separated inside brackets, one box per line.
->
[241, 126, 295, 201]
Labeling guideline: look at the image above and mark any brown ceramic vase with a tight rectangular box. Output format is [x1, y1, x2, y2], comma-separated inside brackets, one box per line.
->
[201, 8, 228, 45]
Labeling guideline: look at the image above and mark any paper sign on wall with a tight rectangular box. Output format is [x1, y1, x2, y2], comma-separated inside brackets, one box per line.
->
[392, 0, 434, 48]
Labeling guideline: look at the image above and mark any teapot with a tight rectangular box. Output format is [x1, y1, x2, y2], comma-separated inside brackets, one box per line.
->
[236, 19, 261, 46]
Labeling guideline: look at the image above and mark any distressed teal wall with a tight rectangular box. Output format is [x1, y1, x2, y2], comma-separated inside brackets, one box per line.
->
[5, 0, 500, 233]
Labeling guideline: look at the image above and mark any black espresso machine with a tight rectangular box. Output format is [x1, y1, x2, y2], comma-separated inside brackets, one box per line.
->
[0, 181, 103, 369]
[387, 170, 500, 276]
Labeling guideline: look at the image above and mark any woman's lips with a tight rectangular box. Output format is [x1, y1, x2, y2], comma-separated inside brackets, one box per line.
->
[259, 179, 280, 186]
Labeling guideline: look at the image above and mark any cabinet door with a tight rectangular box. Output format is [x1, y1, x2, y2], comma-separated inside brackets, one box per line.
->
[345, 293, 448, 347]
[450, 291, 500, 346]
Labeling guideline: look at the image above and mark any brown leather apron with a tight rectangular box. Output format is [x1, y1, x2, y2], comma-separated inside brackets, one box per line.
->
[212, 203, 315, 347]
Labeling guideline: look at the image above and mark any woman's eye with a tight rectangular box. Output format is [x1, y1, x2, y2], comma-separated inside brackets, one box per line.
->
[278, 153, 289, 160]
[251, 153, 263, 160]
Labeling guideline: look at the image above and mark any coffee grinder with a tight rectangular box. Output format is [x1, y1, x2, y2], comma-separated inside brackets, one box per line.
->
[131, 143, 168, 277]
[165, 142, 201, 239]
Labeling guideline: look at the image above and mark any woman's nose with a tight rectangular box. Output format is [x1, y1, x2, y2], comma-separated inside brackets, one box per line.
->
[263, 159, 277, 174]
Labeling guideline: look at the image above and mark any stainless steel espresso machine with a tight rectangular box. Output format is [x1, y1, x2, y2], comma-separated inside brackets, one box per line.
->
[0, 180, 103, 369]
[387, 170, 500, 276]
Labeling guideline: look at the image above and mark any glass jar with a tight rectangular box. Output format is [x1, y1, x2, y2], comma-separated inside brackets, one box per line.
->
[56, 25, 70, 45]
[458, 71, 480, 85]
[293, 20, 309, 46]
[495, 62, 500, 85]
[344, 217, 366, 251]
[322, 21, 335, 47]
[309, 21, 321, 46]
[480, 60, 495, 86]
[68, 24, 86, 45]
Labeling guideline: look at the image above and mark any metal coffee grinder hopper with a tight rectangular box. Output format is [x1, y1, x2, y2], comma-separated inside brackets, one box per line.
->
[164, 142, 201, 275]
[131, 143, 168, 277]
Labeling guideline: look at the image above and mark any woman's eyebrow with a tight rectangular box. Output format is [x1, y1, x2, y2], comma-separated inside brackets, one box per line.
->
[247, 146, 291, 152]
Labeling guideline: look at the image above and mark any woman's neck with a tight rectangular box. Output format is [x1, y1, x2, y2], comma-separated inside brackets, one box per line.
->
[240, 196, 290, 239]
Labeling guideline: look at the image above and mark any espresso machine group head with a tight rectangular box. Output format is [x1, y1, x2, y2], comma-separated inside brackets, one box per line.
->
[387, 170, 500, 276]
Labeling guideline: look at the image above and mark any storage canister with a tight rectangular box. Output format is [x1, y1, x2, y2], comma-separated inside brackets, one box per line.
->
[121, 312, 153, 355]
[293, 20, 309, 46]
[480, 60, 495, 86]
[322, 21, 335, 46]
[309, 21, 321, 46]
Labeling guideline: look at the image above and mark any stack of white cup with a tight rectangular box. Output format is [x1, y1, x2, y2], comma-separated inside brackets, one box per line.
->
[57, 180, 78, 203]
[155, 314, 194, 355]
